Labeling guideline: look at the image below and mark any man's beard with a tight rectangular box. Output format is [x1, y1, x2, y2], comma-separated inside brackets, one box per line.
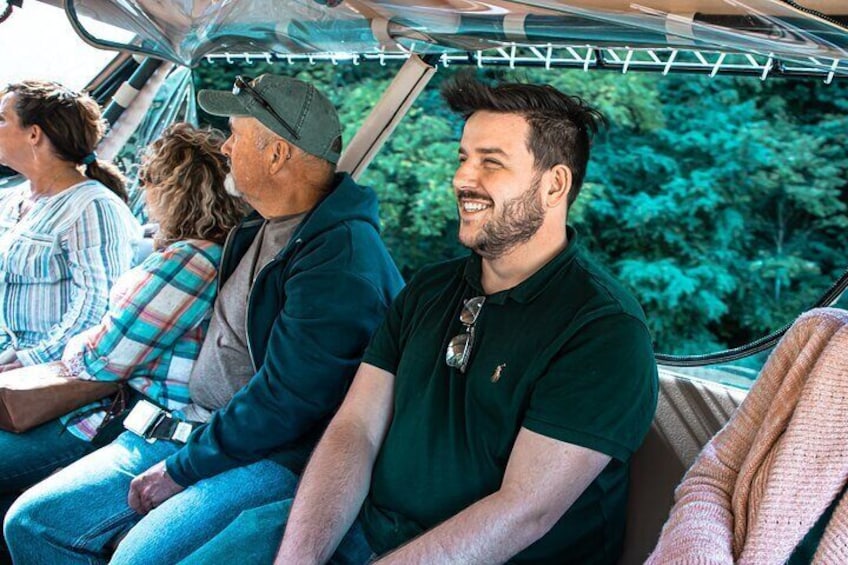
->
[223, 173, 241, 197]
[463, 175, 546, 260]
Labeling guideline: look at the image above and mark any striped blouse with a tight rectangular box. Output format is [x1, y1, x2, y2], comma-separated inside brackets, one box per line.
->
[60, 239, 223, 441]
[0, 180, 142, 365]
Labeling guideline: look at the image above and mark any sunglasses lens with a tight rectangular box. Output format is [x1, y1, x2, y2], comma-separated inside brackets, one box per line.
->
[459, 296, 485, 325]
[232, 76, 250, 95]
[446, 333, 471, 369]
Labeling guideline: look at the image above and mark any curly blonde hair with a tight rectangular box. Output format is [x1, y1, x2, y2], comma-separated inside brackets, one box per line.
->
[141, 123, 246, 246]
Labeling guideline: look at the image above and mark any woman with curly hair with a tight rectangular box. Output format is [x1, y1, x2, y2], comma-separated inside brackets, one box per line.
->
[0, 80, 142, 372]
[0, 123, 246, 553]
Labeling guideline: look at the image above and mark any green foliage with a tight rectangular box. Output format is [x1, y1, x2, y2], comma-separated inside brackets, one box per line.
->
[190, 62, 848, 356]
[571, 73, 848, 352]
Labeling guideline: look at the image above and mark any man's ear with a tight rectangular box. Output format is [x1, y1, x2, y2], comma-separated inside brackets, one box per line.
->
[268, 138, 292, 175]
[545, 164, 572, 208]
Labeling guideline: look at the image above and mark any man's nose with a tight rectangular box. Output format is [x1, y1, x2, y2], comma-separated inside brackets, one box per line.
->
[453, 161, 476, 191]
[221, 136, 234, 156]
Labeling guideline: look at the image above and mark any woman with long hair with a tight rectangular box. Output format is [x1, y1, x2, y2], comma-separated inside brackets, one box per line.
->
[0, 80, 141, 372]
[0, 123, 245, 556]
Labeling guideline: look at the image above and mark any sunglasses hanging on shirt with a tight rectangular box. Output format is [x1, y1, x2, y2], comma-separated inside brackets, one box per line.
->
[445, 295, 485, 373]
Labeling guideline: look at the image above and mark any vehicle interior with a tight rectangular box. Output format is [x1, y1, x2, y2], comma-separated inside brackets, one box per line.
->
[2, 0, 847, 562]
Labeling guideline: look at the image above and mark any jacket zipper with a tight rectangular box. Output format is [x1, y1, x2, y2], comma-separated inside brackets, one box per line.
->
[217, 227, 237, 295]
[245, 237, 305, 373]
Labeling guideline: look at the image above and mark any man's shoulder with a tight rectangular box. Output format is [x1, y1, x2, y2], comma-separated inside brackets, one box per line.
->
[298, 174, 380, 242]
[563, 249, 648, 326]
[291, 215, 400, 284]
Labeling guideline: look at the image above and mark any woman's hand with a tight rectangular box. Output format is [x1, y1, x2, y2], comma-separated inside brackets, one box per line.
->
[0, 350, 22, 372]
[0, 360, 23, 373]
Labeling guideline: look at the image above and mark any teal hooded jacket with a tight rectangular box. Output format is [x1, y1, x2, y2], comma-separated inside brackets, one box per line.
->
[166, 173, 404, 486]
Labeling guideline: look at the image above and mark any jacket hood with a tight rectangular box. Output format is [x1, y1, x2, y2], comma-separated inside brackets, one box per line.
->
[293, 173, 380, 243]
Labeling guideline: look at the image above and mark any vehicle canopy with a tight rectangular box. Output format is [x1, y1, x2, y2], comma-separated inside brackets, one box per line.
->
[42, 0, 848, 80]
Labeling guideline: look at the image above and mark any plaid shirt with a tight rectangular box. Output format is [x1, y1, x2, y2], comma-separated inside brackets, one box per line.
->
[60, 239, 222, 441]
[0, 181, 141, 365]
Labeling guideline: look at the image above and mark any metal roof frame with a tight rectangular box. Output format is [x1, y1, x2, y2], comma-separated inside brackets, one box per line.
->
[203, 44, 844, 82]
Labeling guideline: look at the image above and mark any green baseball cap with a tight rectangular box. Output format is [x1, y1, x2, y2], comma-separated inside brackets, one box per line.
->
[198, 74, 342, 164]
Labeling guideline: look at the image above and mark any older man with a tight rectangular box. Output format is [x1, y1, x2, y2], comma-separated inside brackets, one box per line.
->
[179, 75, 658, 565]
[4, 74, 403, 564]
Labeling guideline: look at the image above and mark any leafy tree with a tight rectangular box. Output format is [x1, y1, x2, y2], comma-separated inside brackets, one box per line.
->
[189, 61, 848, 358]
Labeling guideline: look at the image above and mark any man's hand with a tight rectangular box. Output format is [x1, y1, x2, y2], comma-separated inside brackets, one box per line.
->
[128, 460, 185, 515]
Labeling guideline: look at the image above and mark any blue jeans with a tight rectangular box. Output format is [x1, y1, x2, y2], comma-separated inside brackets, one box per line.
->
[178, 499, 374, 565]
[4, 431, 299, 565]
[0, 419, 94, 559]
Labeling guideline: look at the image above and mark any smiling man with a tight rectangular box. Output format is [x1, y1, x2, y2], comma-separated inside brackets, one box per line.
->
[180, 74, 659, 565]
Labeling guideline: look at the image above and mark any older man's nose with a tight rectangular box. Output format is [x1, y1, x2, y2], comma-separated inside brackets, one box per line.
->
[221, 135, 234, 156]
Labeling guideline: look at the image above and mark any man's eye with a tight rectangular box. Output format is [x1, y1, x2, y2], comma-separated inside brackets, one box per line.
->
[483, 159, 502, 167]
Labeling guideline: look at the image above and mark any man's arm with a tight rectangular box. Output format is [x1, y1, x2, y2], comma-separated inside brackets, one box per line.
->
[164, 267, 392, 487]
[275, 362, 395, 565]
[375, 428, 610, 565]
[127, 267, 390, 513]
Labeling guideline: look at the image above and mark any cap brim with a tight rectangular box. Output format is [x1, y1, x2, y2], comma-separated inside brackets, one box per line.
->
[197, 89, 250, 117]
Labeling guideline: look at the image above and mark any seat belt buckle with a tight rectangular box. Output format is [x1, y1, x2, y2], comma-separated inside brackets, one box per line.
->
[123, 399, 165, 442]
[172, 421, 193, 444]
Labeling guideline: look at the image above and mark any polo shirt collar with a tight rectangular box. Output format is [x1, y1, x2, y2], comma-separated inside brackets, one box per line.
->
[463, 225, 579, 305]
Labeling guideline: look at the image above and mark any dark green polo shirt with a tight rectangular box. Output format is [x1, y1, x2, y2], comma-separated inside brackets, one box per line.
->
[359, 228, 658, 564]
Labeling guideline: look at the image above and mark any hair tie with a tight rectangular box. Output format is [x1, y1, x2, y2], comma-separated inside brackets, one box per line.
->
[81, 152, 97, 166]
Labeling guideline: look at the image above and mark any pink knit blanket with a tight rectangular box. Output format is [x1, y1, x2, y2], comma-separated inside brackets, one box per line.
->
[647, 308, 848, 564]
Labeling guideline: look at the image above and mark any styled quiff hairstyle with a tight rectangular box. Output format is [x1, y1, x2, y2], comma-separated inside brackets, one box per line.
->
[140, 123, 246, 246]
[441, 74, 606, 204]
[4, 80, 127, 201]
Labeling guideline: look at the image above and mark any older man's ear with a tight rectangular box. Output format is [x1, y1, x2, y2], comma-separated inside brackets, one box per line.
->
[267, 139, 293, 175]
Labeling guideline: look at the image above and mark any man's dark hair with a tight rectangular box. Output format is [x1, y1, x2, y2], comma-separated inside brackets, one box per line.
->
[442, 74, 606, 205]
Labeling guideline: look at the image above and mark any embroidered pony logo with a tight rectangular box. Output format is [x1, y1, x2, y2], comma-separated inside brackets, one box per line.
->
[491, 363, 506, 383]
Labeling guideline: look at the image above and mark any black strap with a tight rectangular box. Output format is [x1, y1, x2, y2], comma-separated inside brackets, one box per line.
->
[146, 414, 193, 443]
[148, 414, 177, 440]
[90, 386, 141, 448]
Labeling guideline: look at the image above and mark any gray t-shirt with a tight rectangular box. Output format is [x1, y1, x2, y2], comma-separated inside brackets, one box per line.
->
[182, 213, 305, 423]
